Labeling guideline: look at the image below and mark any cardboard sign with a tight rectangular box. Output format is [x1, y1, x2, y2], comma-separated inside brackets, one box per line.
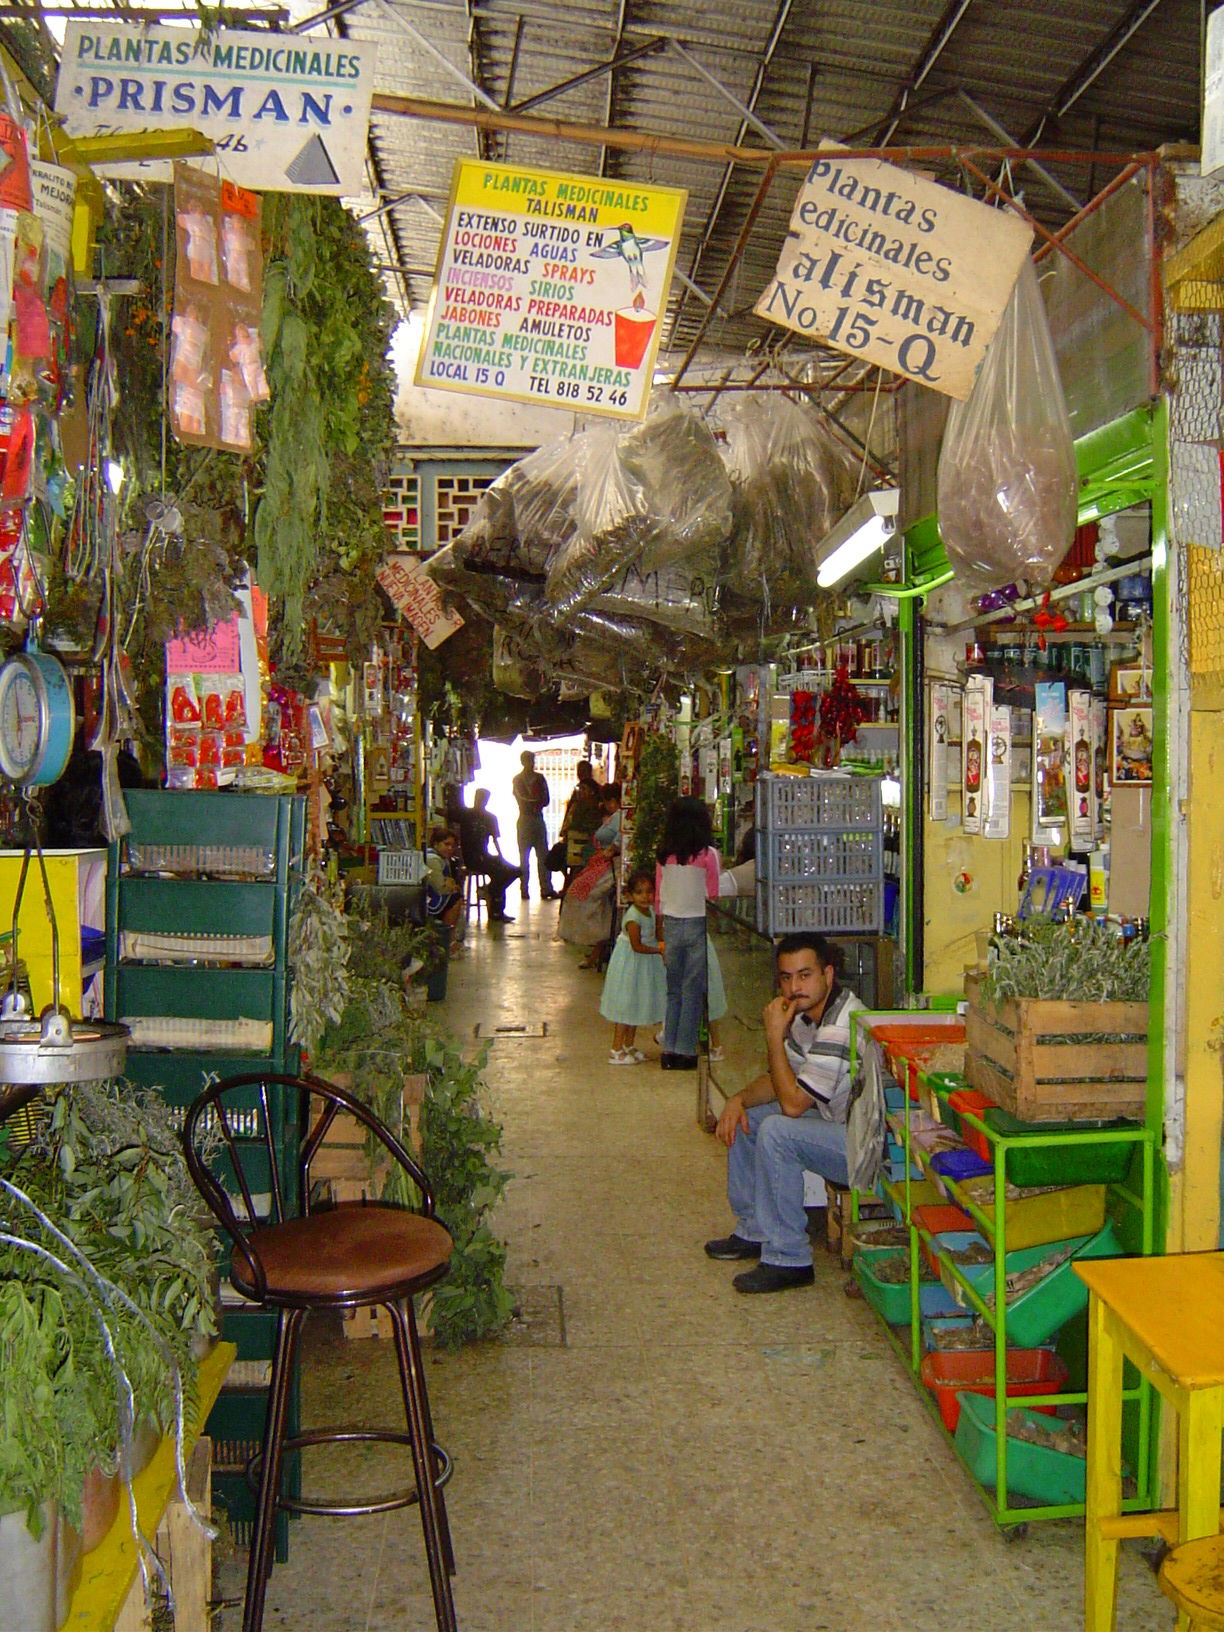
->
[54, 21, 377, 195]
[416, 159, 687, 420]
[756, 144, 1032, 400]
[377, 553, 464, 649]
[166, 614, 241, 674]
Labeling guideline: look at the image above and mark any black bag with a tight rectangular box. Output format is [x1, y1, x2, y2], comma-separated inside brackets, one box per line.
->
[546, 840, 567, 872]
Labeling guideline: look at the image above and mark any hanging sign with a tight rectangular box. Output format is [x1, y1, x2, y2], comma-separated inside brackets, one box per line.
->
[377, 552, 464, 650]
[415, 159, 687, 420]
[929, 680, 951, 823]
[54, 21, 378, 195]
[755, 143, 1032, 400]
[984, 705, 1011, 841]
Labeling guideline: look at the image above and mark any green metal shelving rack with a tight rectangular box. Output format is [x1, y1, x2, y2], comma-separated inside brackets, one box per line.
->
[104, 789, 306, 1560]
[851, 1013, 1158, 1532]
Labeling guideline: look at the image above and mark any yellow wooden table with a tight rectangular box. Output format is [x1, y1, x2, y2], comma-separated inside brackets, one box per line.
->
[62, 1340, 235, 1632]
[1076, 1254, 1224, 1632]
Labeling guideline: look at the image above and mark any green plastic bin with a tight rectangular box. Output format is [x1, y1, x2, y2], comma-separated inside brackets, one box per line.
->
[982, 1109, 1140, 1186]
[954, 1390, 1087, 1504]
[854, 1246, 962, 1324]
[957, 1221, 1122, 1346]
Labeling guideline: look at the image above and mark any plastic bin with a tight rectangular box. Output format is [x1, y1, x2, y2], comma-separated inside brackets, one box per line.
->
[927, 1078, 965, 1130]
[756, 877, 882, 935]
[953, 1390, 1088, 1504]
[759, 827, 882, 883]
[934, 1231, 995, 1301]
[882, 1177, 944, 1223]
[957, 1221, 1122, 1345]
[931, 1146, 993, 1182]
[756, 775, 881, 832]
[956, 1178, 1108, 1253]
[854, 1246, 963, 1325]
[913, 1204, 974, 1273]
[948, 1089, 998, 1161]
[923, 1313, 988, 1352]
[982, 1108, 1140, 1186]
[921, 1346, 1070, 1432]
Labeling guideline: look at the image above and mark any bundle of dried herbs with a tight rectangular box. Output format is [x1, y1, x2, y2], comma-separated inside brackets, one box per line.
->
[982, 917, 1150, 1005]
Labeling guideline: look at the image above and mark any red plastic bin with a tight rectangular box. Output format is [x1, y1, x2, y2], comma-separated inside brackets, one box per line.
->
[947, 1089, 998, 1161]
[869, 1022, 965, 1101]
[920, 1346, 1069, 1432]
[913, 1203, 975, 1275]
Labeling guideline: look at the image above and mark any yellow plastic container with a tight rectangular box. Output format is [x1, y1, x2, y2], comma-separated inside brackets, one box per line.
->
[0, 848, 106, 1014]
[958, 1177, 1107, 1251]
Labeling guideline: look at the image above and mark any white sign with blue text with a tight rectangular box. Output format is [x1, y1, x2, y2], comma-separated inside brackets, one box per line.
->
[755, 143, 1032, 400]
[54, 21, 377, 195]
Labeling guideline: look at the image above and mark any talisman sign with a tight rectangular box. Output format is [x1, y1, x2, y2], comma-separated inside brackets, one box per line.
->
[415, 159, 687, 420]
[54, 21, 377, 194]
[756, 144, 1032, 400]
[377, 553, 464, 650]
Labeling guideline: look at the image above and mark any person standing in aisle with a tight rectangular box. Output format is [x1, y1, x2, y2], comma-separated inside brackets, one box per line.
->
[558, 759, 603, 894]
[512, 751, 557, 900]
[704, 933, 864, 1294]
[655, 797, 724, 1071]
[600, 870, 666, 1064]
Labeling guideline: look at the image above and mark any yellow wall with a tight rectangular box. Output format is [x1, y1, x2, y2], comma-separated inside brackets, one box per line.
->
[922, 790, 1031, 996]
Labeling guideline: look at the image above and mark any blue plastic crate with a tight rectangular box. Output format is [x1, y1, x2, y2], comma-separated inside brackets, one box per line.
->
[758, 827, 883, 883]
[756, 877, 883, 935]
[756, 775, 882, 833]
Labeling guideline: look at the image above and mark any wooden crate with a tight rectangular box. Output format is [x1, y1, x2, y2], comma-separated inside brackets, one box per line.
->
[964, 973, 1149, 1122]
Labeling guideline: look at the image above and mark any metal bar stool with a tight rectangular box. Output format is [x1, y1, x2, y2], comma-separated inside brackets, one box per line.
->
[182, 1071, 458, 1632]
[464, 867, 486, 921]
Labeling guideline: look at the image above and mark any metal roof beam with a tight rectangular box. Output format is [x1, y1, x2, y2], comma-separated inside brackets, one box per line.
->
[507, 35, 665, 115]
[667, 39, 786, 150]
[599, 0, 630, 179]
[872, 0, 976, 147]
[957, 91, 1082, 212]
[1024, 0, 1166, 143]
[374, 0, 501, 112]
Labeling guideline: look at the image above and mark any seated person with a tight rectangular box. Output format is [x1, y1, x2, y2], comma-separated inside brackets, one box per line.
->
[423, 825, 464, 950]
[703, 933, 864, 1295]
[457, 789, 521, 924]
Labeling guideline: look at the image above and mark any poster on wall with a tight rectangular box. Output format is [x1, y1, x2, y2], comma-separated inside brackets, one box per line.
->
[962, 676, 989, 835]
[415, 159, 687, 420]
[984, 705, 1011, 840]
[1068, 689, 1094, 851]
[1092, 695, 1108, 839]
[1033, 681, 1068, 842]
[755, 142, 1032, 400]
[54, 20, 378, 194]
[929, 680, 950, 822]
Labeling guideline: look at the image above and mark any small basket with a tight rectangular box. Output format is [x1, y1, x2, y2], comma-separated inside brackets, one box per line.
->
[756, 775, 882, 832]
[758, 827, 883, 883]
[756, 877, 883, 935]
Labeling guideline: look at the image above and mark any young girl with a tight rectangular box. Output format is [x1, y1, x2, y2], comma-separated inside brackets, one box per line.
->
[656, 797, 725, 1070]
[600, 871, 667, 1065]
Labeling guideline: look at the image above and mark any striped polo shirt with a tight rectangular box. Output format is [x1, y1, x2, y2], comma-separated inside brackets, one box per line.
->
[783, 985, 865, 1122]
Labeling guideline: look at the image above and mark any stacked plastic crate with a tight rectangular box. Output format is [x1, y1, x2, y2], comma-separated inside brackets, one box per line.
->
[104, 789, 305, 1560]
[755, 774, 884, 936]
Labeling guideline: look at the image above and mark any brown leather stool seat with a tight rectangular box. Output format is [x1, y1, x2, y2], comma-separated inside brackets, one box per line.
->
[183, 1072, 458, 1632]
[231, 1206, 453, 1305]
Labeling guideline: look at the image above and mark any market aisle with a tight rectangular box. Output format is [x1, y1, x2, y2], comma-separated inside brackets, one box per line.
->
[222, 907, 1171, 1632]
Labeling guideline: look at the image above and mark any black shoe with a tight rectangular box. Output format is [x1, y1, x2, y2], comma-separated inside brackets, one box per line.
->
[489, 911, 515, 923]
[704, 1234, 762, 1261]
[541, 889, 560, 900]
[733, 1262, 815, 1295]
[661, 1054, 697, 1071]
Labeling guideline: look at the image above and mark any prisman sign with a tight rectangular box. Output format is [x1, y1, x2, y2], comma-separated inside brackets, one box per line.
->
[756, 145, 1032, 400]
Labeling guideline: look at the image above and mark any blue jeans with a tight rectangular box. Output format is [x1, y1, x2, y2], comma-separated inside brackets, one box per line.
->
[662, 914, 707, 1056]
[517, 815, 550, 895]
[728, 1101, 850, 1268]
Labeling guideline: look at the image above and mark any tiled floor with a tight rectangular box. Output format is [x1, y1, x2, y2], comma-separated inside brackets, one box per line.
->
[217, 902, 1172, 1630]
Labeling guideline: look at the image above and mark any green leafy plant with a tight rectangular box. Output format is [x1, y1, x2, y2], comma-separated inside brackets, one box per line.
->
[983, 918, 1151, 1005]
[629, 731, 679, 877]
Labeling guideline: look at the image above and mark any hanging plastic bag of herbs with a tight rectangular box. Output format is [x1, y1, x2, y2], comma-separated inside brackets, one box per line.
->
[719, 393, 857, 612]
[544, 424, 654, 616]
[618, 394, 733, 572]
[936, 259, 1077, 594]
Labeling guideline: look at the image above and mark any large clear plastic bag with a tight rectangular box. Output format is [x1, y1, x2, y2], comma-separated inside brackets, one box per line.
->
[619, 396, 732, 572]
[451, 434, 579, 579]
[588, 557, 719, 637]
[720, 394, 858, 610]
[544, 424, 653, 616]
[426, 544, 545, 624]
[936, 260, 1077, 593]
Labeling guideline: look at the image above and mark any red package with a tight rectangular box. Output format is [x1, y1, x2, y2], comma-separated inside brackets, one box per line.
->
[168, 674, 201, 724]
[198, 731, 222, 768]
[223, 678, 247, 728]
[167, 733, 199, 769]
[199, 677, 225, 730]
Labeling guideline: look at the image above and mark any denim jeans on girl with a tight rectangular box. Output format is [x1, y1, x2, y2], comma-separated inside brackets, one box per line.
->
[727, 1100, 850, 1268]
[661, 914, 708, 1057]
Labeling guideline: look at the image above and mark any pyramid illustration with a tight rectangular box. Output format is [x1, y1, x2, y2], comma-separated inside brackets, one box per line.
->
[286, 134, 340, 187]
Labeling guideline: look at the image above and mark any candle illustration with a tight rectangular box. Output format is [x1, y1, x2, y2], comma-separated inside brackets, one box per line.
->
[591, 224, 669, 369]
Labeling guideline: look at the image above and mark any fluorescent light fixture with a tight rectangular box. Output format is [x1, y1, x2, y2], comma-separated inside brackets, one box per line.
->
[815, 489, 900, 589]
[105, 459, 124, 495]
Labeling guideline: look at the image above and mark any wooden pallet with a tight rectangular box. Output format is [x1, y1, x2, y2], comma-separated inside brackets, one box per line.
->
[964, 973, 1148, 1122]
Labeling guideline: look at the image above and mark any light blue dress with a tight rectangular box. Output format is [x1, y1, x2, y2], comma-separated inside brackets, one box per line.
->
[600, 905, 667, 1026]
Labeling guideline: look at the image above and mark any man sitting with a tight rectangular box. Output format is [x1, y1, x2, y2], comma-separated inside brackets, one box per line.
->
[704, 933, 864, 1294]
[457, 789, 521, 924]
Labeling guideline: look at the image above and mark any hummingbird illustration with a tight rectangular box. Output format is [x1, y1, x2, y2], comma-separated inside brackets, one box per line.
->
[591, 223, 668, 309]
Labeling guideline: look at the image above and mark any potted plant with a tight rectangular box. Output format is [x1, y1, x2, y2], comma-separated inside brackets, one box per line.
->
[0, 1080, 219, 1629]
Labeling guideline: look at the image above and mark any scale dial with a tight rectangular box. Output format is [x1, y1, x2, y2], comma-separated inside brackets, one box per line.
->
[0, 653, 75, 787]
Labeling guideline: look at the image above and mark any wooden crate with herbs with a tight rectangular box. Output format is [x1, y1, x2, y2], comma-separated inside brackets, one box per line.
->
[964, 972, 1148, 1122]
